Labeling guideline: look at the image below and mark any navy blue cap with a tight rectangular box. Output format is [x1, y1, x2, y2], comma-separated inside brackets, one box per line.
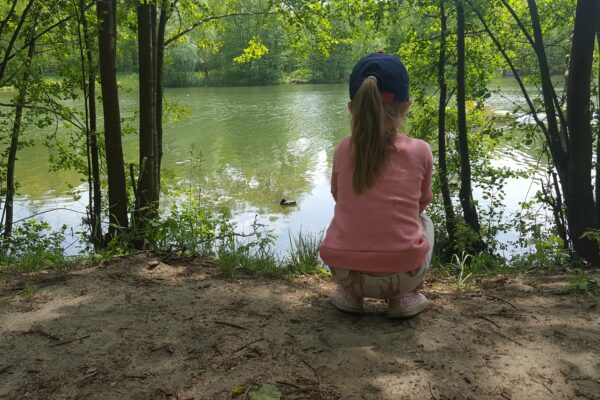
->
[349, 52, 410, 103]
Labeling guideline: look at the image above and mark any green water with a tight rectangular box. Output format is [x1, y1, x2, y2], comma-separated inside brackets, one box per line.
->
[2, 81, 547, 253]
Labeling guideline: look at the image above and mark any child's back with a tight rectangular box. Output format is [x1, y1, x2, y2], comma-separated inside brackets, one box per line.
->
[321, 134, 432, 272]
[319, 52, 434, 318]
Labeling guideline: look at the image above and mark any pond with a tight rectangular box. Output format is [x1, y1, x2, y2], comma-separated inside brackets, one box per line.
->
[3, 80, 550, 256]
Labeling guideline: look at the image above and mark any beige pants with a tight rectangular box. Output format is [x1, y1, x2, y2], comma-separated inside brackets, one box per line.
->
[331, 214, 434, 299]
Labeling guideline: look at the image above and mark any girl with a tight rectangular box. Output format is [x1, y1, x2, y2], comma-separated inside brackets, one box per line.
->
[320, 52, 434, 318]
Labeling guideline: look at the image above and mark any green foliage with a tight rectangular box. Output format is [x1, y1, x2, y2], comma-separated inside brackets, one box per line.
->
[163, 44, 203, 87]
[566, 269, 598, 294]
[441, 252, 474, 291]
[0, 0, 590, 274]
[286, 230, 325, 274]
[249, 384, 282, 400]
[451, 221, 484, 256]
[435, 247, 511, 281]
[511, 235, 570, 269]
[217, 217, 281, 277]
[234, 37, 270, 63]
[579, 229, 600, 247]
[4, 220, 67, 258]
[455, 255, 473, 288]
[19, 282, 39, 297]
[0, 220, 72, 273]
[147, 200, 223, 257]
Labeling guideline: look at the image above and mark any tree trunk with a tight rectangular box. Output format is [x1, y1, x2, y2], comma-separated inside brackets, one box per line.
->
[97, 0, 129, 235]
[438, 0, 456, 242]
[156, 1, 170, 199]
[136, 3, 157, 228]
[81, 0, 102, 248]
[595, 33, 600, 226]
[3, 26, 36, 244]
[151, 2, 160, 205]
[455, 0, 481, 235]
[566, 0, 600, 265]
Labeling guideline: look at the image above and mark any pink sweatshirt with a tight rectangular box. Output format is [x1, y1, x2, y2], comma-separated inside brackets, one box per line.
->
[319, 134, 433, 273]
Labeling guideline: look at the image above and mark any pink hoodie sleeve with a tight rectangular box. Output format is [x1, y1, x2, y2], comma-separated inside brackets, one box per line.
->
[419, 144, 433, 214]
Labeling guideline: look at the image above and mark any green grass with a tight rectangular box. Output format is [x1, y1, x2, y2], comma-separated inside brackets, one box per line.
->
[286, 230, 325, 274]
[19, 282, 39, 298]
[566, 269, 599, 293]
[0, 252, 101, 277]
[216, 230, 327, 278]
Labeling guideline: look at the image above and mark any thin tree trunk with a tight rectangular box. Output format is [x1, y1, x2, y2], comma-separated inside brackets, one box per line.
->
[595, 33, 600, 226]
[499, 0, 568, 135]
[527, 0, 569, 183]
[156, 1, 171, 199]
[97, 0, 129, 235]
[467, 0, 569, 246]
[438, 0, 456, 242]
[455, 0, 481, 235]
[3, 27, 37, 244]
[566, 0, 600, 265]
[74, 1, 94, 247]
[551, 172, 568, 247]
[136, 3, 157, 229]
[81, 0, 102, 248]
[151, 1, 160, 205]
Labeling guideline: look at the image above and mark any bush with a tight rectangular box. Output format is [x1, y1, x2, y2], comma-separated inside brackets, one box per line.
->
[0, 220, 72, 272]
[147, 200, 225, 257]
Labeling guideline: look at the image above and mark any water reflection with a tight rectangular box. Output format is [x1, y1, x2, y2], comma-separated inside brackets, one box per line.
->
[2, 82, 553, 255]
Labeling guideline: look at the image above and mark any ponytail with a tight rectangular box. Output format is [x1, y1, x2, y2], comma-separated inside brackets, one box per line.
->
[350, 76, 393, 194]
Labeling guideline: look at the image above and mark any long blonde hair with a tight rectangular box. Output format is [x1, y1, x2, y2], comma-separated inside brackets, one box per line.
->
[350, 76, 409, 193]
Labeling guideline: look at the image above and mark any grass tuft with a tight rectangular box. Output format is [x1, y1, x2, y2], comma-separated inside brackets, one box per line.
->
[287, 230, 325, 275]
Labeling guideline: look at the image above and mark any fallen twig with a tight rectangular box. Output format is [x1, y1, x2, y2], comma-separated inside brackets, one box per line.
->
[415, 361, 427, 370]
[485, 294, 518, 309]
[215, 320, 249, 330]
[233, 338, 265, 353]
[150, 343, 173, 353]
[533, 377, 553, 394]
[242, 384, 253, 400]
[124, 374, 147, 379]
[49, 334, 90, 347]
[475, 314, 501, 329]
[80, 369, 101, 383]
[482, 326, 523, 347]
[276, 380, 306, 391]
[429, 382, 438, 400]
[300, 358, 320, 383]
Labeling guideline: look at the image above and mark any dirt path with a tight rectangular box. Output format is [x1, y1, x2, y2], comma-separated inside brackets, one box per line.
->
[1, 257, 599, 400]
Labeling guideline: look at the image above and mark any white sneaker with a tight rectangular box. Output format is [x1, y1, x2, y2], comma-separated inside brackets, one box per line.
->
[329, 286, 364, 313]
[388, 291, 428, 318]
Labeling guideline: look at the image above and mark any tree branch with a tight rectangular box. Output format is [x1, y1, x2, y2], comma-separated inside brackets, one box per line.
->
[465, 0, 551, 144]
[0, 102, 84, 131]
[0, 0, 19, 43]
[499, 0, 568, 138]
[0, 0, 35, 84]
[164, 11, 277, 47]
[3, 1, 95, 69]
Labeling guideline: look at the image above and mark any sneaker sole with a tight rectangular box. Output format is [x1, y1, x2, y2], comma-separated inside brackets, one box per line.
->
[387, 298, 429, 318]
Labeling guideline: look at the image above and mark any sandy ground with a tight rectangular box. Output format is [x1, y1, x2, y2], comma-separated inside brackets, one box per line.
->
[1, 256, 599, 400]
